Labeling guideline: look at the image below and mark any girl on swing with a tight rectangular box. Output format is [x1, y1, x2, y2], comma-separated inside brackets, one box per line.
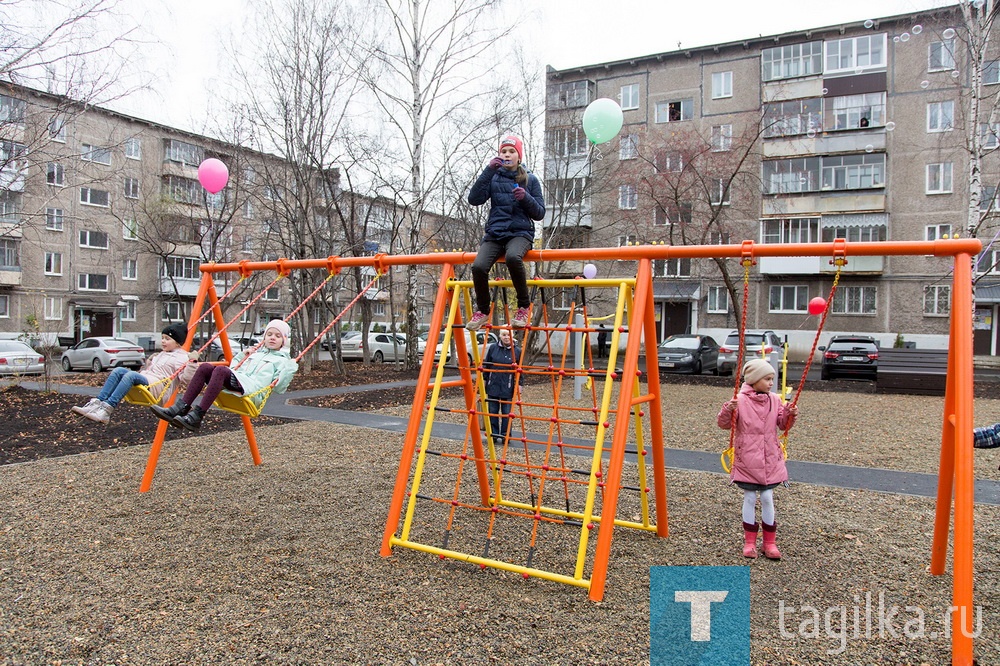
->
[151, 319, 298, 432]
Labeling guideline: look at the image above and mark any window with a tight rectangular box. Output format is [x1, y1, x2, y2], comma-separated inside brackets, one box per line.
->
[926, 163, 953, 194]
[761, 41, 823, 81]
[547, 177, 588, 205]
[78, 229, 109, 249]
[162, 301, 184, 321]
[162, 175, 200, 204]
[982, 185, 997, 212]
[0, 94, 26, 124]
[761, 218, 820, 244]
[121, 300, 136, 321]
[657, 151, 684, 173]
[161, 256, 200, 279]
[986, 60, 1000, 85]
[620, 83, 639, 110]
[123, 218, 139, 240]
[662, 202, 693, 225]
[981, 123, 1000, 150]
[654, 99, 693, 123]
[926, 224, 952, 241]
[710, 231, 731, 245]
[618, 234, 637, 247]
[832, 286, 877, 314]
[44, 252, 62, 275]
[762, 157, 821, 194]
[163, 139, 204, 167]
[769, 285, 809, 313]
[46, 163, 64, 186]
[711, 124, 732, 151]
[373, 302, 386, 316]
[707, 286, 729, 313]
[124, 137, 141, 160]
[821, 153, 885, 191]
[924, 285, 950, 316]
[243, 199, 254, 219]
[44, 297, 62, 321]
[124, 177, 140, 199]
[828, 92, 885, 131]
[77, 273, 108, 291]
[929, 40, 956, 71]
[80, 187, 110, 207]
[242, 234, 254, 254]
[825, 34, 886, 73]
[711, 71, 733, 99]
[763, 98, 822, 138]
[618, 184, 637, 210]
[710, 178, 731, 205]
[123, 258, 137, 280]
[48, 115, 66, 142]
[45, 208, 63, 231]
[547, 127, 589, 158]
[619, 133, 638, 160]
[653, 258, 691, 277]
[547, 80, 592, 109]
[0, 140, 25, 166]
[0, 239, 19, 268]
[0, 294, 7, 317]
[821, 214, 887, 242]
[80, 143, 112, 165]
[239, 308, 252, 324]
[263, 286, 280, 301]
[927, 101, 955, 132]
[0, 190, 20, 223]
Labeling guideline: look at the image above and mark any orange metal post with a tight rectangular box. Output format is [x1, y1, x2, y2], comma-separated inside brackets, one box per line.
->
[589, 258, 653, 601]
[449, 306, 493, 506]
[641, 273, 669, 537]
[381, 264, 454, 556]
[931, 289, 959, 574]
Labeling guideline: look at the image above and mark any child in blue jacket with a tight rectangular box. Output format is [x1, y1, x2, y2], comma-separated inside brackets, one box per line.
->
[466, 134, 545, 331]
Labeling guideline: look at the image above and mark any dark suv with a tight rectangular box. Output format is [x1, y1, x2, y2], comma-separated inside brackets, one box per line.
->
[820, 335, 879, 380]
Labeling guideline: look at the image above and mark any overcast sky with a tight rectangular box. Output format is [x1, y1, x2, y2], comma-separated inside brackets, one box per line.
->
[109, 0, 951, 132]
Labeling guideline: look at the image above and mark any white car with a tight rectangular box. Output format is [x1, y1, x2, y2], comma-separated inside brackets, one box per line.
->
[425, 329, 498, 366]
[60, 337, 146, 372]
[339, 333, 423, 363]
[0, 340, 46, 375]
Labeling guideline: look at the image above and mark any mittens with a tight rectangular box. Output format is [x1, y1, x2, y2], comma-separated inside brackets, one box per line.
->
[512, 186, 526, 201]
[489, 157, 504, 170]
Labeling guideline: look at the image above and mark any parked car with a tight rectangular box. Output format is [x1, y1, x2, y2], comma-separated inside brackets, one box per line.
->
[60, 337, 145, 372]
[717, 329, 784, 378]
[426, 329, 498, 366]
[657, 334, 720, 375]
[191, 337, 228, 362]
[820, 335, 879, 381]
[322, 331, 361, 352]
[339, 332, 409, 362]
[0, 340, 46, 375]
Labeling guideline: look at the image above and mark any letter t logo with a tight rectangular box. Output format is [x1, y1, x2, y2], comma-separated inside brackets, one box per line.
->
[674, 590, 729, 641]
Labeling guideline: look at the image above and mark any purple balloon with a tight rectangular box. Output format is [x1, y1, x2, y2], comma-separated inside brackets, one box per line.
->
[583, 263, 598, 279]
[198, 158, 229, 194]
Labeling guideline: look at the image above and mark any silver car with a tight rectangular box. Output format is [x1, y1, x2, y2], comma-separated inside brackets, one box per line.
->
[0, 340, 46, 375]
[339, 332, 409, 363]
[60, 337, 146, 372]
[717, 330, 784, 378]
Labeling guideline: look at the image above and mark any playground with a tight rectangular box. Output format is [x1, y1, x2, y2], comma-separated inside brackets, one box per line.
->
[0, 378, 998, 664]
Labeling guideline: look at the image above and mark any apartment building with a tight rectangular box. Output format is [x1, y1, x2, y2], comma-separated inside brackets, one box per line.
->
[0, 83, 448, 350]
[544, 4, 1000, 356]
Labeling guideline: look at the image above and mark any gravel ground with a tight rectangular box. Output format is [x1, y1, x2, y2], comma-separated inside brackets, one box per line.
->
[1, 391, 999, 665]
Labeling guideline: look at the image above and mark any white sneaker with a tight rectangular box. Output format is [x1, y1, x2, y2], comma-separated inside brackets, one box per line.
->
[466, 311, 489, 331]
[85, 402, 113, 424]
[71, 398, 102, 417]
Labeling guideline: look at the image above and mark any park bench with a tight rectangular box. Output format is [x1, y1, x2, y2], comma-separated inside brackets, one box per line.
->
[875, 348, 949, 396]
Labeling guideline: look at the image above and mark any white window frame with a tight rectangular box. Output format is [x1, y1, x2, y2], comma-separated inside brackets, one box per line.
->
[618, 184, 637, 210]
[761, 41, 823, 81]
[619, 133, 638, 160]
[48, 116, 66, 142]
[981, 122, 1000, 150]
[924, 285, 950, 316]
[711, 71, 733, 99]
[78, 229, 109, 249]
[124, 177, 140, 199]
[617, 234, 637, 248]
[0, 294, 7, 318]
[122, 258, 138, 281]
[121, 300, 136, 321]
[707, 286, 729, 314]
[123, 218, 139, 241]
[820, 153, 885, 191]
[162, 301, 184, 322]
[710, 178, 731, 205]
[926, 223, 952, 241]
[926, 163, 953, 194]
[243, 199, 254, 219]
[768, 285, 809, 313]
[653, 258, 691, 277]
[986, 60, 1000, 85]
[0, 238, 18, 269]
[927, 101, 955, 132]
[44, 251, 62, 276]
[77, 273, 109, 291]
[620, 83, 639, 110]
[761, 218, 820, 244]
[46, 163, 64, 186]
[80, 143, 112, 165]
[263, 286, 280, 301]
[373, 302, 386, 317]
[239, 308, 252, 324]
[124, 137, 141, 160]
[711, 124, 732, 152]
[825, 34, 887, 74]
[45, 208, 63, 231]
[832, 285, 877, 315]
[44, 296, 62, 321]
[659, 151, 684, 173]
[654, 99, 693, 123]
[80, 187, 110, 207]
[929, 39, 956, 72]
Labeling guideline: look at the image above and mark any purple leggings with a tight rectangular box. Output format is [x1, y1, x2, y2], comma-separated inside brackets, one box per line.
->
[182, 363, 244, 410]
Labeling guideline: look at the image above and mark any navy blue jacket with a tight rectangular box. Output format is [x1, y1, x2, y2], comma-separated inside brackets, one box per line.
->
[483, 341, 521, 400]
[468, 166, 545, 242]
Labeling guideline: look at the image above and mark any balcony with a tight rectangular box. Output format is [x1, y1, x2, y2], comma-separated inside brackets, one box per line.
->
[0, 266, 21, 286]
[763, 191, 886, 217]
[759, 254, 884, 275]
[158, 276, 200, 297]
[764, 130, 886, 159]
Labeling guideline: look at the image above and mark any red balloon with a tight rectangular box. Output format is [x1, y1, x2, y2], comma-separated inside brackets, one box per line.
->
[808, 297, 827, 315]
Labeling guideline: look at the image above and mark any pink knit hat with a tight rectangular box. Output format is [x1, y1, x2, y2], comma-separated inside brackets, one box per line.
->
[265, 319, 291, 349]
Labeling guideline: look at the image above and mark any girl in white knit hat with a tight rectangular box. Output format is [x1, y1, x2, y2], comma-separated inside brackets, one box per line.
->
[717, 357, 798, 560]
[151, 319, 298, 432]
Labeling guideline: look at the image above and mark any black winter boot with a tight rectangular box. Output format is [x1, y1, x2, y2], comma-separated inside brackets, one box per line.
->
[151, 399, 190, 424]
[174, 404, 206, 432]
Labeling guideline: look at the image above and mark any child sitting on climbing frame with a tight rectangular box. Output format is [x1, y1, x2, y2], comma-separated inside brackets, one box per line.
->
[973, 422, 1000, 469]
[717, 358, 798, 560]
[71, 323, 198, 425]
[151, 319, 298, 432]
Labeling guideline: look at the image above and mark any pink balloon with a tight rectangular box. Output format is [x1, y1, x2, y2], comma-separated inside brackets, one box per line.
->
[808, 297, 827, 316]
[197, 158, 229, 194]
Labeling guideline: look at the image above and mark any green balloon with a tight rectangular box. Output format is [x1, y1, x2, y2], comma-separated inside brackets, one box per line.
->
[582, 98, 624, 145]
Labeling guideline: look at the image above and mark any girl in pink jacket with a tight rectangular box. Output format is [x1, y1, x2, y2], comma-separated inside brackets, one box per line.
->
[717, 358, 798, 560]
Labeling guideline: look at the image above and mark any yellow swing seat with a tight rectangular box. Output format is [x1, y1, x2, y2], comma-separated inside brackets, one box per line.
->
[213, 383, 274, 419]
[124, 384, 162, 407]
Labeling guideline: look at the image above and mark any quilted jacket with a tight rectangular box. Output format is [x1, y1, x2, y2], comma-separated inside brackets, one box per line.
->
[716, 383, 795, 486]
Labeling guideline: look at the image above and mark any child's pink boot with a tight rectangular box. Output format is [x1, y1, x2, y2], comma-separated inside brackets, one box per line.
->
[742, 521, 758, 558]
[761, 521, 781, 560]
